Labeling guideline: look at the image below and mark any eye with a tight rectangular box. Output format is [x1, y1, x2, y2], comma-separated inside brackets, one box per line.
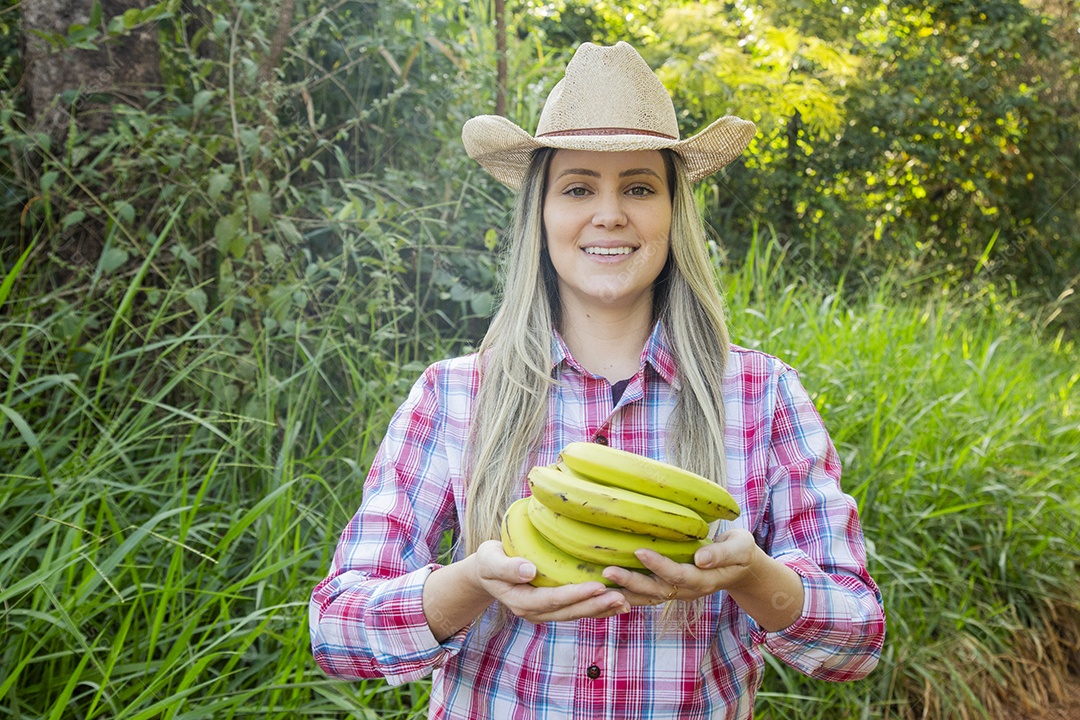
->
[563, 185, 591, 197]
[626, 184, 655, 197]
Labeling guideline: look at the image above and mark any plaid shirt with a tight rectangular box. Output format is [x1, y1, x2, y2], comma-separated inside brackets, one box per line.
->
[310, 323, 885, 719]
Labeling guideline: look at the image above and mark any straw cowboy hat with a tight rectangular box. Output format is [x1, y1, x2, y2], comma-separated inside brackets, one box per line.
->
[462, 41, 756, 190]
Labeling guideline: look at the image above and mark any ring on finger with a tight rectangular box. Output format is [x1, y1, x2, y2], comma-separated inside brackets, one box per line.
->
[665, 584, 678, 601]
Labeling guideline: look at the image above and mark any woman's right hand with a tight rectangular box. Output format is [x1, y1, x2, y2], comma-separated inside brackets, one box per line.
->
[471, 540, 630, 623]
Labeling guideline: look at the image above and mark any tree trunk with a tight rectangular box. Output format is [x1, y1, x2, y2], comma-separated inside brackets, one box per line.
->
[781, 109, 801, 242]
[20, 0, 163, 137]
[494, 0, 506, 116]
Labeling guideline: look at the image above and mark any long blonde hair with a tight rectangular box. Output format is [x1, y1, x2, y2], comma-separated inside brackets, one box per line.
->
[463, 148, 730, 555]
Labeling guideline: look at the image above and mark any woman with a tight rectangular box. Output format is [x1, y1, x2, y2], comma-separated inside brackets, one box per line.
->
[310, 42, 885, 719]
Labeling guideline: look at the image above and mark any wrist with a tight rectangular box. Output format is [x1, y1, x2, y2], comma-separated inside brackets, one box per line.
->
[424, 555, 496, 642]
[460, 552, 494, 603]
[729, 545, 772, 593]
[728, 551, 805, 632]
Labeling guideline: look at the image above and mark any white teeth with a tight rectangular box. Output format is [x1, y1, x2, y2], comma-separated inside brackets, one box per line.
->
[584, 246, 633, 256]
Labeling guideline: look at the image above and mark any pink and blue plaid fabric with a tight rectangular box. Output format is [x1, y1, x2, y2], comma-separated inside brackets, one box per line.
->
[310, 322, 885, 719]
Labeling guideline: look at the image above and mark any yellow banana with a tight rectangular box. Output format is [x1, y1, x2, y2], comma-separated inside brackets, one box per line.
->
[558, 442, 741, 523]
[527, 464, 709, 541]
[527, 496, 709, 569]
[500, 497, 613, 587]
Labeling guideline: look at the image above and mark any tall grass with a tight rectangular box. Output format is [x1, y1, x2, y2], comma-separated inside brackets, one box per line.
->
[2, 234, 1077, 719]
[731, 238, 1080, 718]
[0, 223, 445, 717]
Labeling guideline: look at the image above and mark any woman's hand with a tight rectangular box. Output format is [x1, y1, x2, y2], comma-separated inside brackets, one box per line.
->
[601, 529, 761, 604]
[472, 540, 630, 624]
[600, 529, 805, 631]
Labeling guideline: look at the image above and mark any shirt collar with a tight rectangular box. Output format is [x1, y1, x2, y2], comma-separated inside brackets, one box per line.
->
[551, 320, 681, 389]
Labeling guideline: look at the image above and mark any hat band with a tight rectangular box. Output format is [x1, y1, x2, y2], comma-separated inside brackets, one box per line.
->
[537, 127, 678, 140]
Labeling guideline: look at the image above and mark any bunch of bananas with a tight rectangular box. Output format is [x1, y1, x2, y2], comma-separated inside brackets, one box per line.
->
[500, 442, 741, 587]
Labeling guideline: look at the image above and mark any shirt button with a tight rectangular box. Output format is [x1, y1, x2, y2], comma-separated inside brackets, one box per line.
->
[586, 664, 601, 680]
[593, 435, 608, 446]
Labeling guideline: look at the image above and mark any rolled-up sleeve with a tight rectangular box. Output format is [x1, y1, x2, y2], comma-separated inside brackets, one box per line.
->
[751, 367, 886, 680]
[309, 365, 469, 684]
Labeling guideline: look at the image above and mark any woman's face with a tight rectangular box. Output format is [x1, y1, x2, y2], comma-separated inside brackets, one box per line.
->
[543, 149, 672, 316]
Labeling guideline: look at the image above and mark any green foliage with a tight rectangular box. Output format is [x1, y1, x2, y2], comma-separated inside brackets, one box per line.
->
[512, 1, 657, 46]
[650, 2, 863, 255]
[840, 0, 1080, 294]
[3, 230, 1078, 718]
[1, 2, 506, 710]
[730, 234, 1080, 718]
[1, 0, 506, 367]
[0, 1, 20, 94]
[0, 267, 436, 717]
[533, 0, 1080, 309]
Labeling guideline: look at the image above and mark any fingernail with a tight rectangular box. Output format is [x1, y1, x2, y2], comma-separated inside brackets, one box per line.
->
[518, 563, 536, 580]
[695, 549, 713, 566]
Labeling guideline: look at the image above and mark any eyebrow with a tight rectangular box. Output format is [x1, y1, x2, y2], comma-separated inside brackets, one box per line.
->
[554, 167, 664, 181]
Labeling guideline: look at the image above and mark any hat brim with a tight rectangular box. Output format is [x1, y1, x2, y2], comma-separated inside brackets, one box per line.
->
[462, 114, 756, 190]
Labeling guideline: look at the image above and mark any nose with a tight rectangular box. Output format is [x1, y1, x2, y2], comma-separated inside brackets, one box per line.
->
[591, 190, 627, 229]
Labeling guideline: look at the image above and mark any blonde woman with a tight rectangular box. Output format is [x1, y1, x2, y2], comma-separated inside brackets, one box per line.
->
[311, 42, 885, 719]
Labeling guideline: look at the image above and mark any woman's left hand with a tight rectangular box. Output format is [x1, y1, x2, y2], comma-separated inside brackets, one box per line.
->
[601, 529, 765, 605]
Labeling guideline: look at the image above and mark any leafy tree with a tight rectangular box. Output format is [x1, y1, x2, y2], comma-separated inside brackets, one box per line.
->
[841, 0, 1080, 292]
[633, 0, 1079, 298]
[1, 0, 597, 421]
[514, 0, 670, 47]
[648, 1, 861, 261]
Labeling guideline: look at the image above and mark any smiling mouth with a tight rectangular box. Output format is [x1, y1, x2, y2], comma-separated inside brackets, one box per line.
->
[583, 246, 634, 256]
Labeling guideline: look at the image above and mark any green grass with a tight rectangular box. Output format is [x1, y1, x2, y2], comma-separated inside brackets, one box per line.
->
[731, 239, 1080, 718]
[0, 235, 441, 717]
[1, 236, 1077, 719]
